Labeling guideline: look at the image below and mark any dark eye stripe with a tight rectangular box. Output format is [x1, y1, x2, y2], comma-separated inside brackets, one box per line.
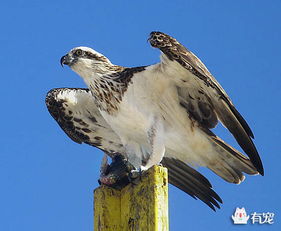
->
[84, 51, 108, 62]
[72, 49, 107, 62]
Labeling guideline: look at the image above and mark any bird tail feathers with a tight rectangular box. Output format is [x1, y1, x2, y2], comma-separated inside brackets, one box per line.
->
[161, 157, 222, 211]
[206, 136, 258, 184]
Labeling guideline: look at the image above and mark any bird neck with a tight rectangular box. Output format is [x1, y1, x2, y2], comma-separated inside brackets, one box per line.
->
[85, 66, 126, 115]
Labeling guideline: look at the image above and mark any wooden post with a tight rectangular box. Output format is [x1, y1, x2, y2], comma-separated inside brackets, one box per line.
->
[94, 165, 169, 231]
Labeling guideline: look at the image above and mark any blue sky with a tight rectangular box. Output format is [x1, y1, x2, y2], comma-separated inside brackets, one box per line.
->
[0, 0, 280, 230]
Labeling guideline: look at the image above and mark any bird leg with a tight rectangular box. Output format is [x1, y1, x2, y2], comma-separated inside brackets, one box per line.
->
[127, 119, 165, 178]
[145, 118, 166, 169]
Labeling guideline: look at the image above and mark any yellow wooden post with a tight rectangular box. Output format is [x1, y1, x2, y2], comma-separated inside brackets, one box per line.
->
[94, 165, 169, 231]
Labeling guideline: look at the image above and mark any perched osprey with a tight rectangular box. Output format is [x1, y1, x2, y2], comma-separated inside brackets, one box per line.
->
[46, 32, 263, 210]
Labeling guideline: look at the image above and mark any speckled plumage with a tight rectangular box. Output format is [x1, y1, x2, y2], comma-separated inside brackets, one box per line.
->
[46, 31, 263, 210]
[88, 66, 146, 114]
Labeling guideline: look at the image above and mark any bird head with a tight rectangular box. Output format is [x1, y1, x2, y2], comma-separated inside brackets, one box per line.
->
[60, 47, 113, 79]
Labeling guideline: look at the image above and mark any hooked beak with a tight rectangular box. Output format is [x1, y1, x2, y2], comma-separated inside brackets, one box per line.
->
[60, 54, 71, 67]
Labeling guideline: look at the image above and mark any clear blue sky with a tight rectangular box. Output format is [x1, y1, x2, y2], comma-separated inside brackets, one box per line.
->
[0, 0, 280, 230]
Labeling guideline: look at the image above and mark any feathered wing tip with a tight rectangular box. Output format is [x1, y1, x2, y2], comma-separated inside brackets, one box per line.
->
[161, 157, 222, 211]
[205, 132, 259, 184]
[213, 100, 264, 176]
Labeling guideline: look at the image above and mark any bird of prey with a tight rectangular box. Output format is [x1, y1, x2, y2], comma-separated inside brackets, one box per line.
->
[46, 31, 263, 210]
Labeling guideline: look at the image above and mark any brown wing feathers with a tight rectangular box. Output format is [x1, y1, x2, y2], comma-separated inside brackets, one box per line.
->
[149, 31, 263, 175]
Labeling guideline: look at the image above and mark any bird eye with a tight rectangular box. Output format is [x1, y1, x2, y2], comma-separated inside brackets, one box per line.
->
[75, 49, 82, 56]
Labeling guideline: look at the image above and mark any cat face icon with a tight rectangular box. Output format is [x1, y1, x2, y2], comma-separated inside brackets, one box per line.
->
[232, 207, 250, 224]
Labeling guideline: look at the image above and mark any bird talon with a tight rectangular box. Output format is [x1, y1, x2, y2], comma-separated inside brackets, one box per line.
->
[129, 169, 142, 179]
[128, 166, 147, 183]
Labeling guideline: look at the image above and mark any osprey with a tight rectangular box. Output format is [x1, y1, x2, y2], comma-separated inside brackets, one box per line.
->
[46, 31, 263, 210]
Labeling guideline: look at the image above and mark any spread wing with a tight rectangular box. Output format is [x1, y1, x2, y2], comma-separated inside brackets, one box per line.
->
[149, 31, 263, 175]
[46, 88, 222, 210]
[45, 88, 125, 156]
